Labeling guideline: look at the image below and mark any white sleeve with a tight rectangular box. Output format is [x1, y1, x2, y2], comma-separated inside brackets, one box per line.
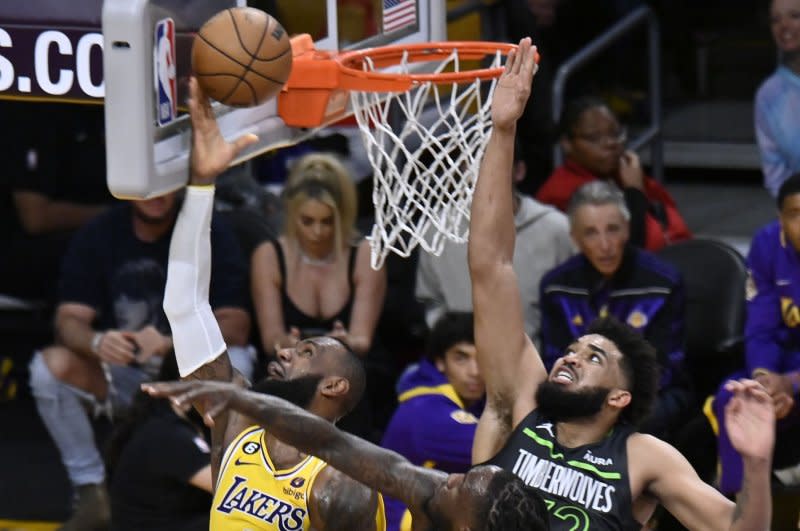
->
[163, 186, 227, 377]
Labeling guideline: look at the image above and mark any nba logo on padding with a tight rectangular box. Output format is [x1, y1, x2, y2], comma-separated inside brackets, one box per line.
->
[154, 18, 177, 127]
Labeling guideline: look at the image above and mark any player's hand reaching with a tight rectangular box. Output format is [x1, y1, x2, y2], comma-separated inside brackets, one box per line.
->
[724, 378, 775, 463]
[143, 379, 241, 427]
[188, 77, 259, 185]
[491, 37, 538, 132]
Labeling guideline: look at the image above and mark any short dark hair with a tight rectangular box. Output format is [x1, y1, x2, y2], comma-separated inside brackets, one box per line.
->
[326, 337, 366, 414]
[586, 316, 659, 426]
[558, 95, 608, 139]
[426, 312, 475, 362]
[474, 469, 549, 531]
[777, 173, 800, 210]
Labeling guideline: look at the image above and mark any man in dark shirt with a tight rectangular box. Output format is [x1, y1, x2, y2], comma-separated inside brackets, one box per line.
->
[0, 101, 113, 304]
[28, 191, 251, 530]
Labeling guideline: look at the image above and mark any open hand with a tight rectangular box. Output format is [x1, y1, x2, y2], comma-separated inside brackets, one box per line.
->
[724, 379, 775, 462]
[142, 379, 241, 427]
[491, 37, 538, 132]
[188, 77, 259, 185]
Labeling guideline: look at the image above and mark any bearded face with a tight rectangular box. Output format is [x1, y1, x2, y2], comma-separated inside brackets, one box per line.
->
[251, 374, 324, 410]
[535, 380, 611, 422]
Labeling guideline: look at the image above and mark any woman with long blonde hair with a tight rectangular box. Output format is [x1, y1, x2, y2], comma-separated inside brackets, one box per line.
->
[251, 152, 386, 358]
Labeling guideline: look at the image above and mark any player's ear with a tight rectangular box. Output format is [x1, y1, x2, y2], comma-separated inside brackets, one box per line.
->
[607, 389, 631, 410]
[319, 376, 349, 399]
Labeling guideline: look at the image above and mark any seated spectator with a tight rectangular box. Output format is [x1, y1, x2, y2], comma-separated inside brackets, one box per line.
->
[380, 312, 484, 531]
[540, 181, 693, 440]
[250, 153, 387, 438]
[416, 139, 573, 340]
[536, 96, 691, 251]
[28, 192, 251, 530]
[709, 173, 800, 494]
[0, 101, 114, 305]
[106, 352, 212, 531]
[755, 0, 800, 197]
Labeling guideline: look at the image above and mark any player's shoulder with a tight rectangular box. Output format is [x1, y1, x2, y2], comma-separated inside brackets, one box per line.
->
[315, 464, 376, 499]
[311, 465, 380, 523]
[627, 432, 685, 475]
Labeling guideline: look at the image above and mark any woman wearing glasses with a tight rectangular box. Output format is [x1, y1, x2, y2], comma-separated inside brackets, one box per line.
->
[536, 97, 691, 251]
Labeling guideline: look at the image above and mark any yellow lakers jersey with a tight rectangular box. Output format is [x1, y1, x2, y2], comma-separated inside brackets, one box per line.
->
[211, 425, 386, 530]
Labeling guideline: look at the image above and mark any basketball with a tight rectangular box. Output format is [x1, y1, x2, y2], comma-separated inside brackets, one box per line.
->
[192, 7, 292, 107]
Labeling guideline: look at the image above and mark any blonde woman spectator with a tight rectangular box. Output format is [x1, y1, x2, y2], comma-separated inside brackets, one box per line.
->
[250, 153, 387, 437]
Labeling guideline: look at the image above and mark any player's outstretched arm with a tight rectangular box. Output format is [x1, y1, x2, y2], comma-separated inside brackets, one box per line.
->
[721, 379, 773, 531]
[640, 379, 773, 531]
[162, 76, 258, 481]
[469, 38, 547, 463]
[143, 380, 441, 521]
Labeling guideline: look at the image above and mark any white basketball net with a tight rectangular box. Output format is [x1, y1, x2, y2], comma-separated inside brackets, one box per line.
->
[349, 48, 504, 269]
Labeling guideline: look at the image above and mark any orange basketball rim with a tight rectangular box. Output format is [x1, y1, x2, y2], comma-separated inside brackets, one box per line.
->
[277, 34, 533, 128]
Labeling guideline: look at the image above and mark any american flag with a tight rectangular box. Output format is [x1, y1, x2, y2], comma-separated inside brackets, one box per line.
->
[383, 0, 417, 33]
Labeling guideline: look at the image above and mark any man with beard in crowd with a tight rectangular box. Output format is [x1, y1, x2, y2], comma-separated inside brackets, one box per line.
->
[467, 31, 776, 531]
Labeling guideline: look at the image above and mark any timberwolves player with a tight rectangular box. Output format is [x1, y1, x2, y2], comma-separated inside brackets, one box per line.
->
[156, 77, 385, 530]
[468, 38, 775, 530]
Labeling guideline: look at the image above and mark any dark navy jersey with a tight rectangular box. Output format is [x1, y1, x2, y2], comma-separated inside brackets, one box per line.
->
[488, 409, 641, 531]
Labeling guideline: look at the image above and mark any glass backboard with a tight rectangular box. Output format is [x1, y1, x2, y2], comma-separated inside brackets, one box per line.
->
[102, 0, 446, 198]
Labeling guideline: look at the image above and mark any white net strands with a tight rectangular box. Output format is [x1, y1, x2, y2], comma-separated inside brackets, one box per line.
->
[349, 47, 504, 269]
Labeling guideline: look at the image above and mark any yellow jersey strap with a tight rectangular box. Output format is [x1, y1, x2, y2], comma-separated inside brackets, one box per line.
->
[397, 383, 464, 410]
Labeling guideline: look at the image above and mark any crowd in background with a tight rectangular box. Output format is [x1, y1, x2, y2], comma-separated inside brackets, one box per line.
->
[1, 0, 800, 530]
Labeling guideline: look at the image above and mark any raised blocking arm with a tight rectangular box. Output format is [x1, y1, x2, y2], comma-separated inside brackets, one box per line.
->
[161, 77, 258, 483]
[469, 39, 546, 462]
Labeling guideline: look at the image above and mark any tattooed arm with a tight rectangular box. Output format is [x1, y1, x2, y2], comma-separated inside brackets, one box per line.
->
[181, 355, 253, 483]
[309, 467, 383, 531]
[144, 381, 444, 525]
